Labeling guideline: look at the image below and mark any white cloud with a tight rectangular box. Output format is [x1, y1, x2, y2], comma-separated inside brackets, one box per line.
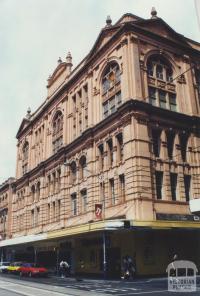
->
[0, 0, 199, 183]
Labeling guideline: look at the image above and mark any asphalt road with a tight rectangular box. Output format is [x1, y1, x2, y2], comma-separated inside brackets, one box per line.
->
[0, 273, 200, 295]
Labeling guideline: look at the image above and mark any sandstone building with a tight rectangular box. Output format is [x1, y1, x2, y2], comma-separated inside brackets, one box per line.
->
[1, 9, 200, 277]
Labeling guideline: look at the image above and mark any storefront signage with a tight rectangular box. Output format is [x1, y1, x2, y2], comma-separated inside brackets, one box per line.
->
[95, 203, 103, 219]
[156, 213, 200, 222]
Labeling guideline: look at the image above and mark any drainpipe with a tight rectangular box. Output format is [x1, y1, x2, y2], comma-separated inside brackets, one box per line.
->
[103, 231, 107, 280]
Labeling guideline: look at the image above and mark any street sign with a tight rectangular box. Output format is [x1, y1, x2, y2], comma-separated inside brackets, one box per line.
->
[95, 203, 103, 219]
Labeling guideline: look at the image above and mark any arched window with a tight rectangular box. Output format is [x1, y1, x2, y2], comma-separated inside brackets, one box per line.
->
[52, 111, 63, 154]
[22, 141, 29, 175]
[70, 161, 77, 184]
[179, 133, 189, 162]
[79, 156, 87, 179]
[102, 62, 121, 118]
[147, 55, 177, 111]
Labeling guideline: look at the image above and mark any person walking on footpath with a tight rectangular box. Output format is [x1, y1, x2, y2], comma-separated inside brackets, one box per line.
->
[59, 260, 70, 278]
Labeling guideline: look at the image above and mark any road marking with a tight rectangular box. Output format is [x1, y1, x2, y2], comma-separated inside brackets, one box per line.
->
[0, 280, 73, 296]
[117, 290, 169, 295]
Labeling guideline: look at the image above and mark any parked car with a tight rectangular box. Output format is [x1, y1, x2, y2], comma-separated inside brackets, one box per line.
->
[18, 263, 48, 277]
[0, 262, 10, 273]
[7, 262, 25, 274]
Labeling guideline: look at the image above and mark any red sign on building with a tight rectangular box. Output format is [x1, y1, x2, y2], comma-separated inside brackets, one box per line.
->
[95, 203, 103, 219]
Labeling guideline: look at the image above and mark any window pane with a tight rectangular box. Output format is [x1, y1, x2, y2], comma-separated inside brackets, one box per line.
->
[103, 102, 109, 117]
[149, 87, 157, 106]
[116, 92, 122, 105]
[159, 90, 166, 109]
[184, 175, 191, 202]
[169, 93, 177, 111]
[170, 173, 177, 201]
[155, 171, 163, 199]
[156, 65, 163, 80]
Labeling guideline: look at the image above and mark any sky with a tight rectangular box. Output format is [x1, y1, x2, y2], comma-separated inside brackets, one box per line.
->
[0, 0, 199, 184]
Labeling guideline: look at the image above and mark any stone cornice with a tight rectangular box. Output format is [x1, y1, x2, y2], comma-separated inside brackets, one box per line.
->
[14, 99, 200, 189]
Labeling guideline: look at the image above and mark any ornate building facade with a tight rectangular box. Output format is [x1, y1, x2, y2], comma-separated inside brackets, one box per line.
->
[1, 9, 200, 277]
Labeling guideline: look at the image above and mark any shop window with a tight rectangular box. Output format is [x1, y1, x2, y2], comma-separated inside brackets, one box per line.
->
[170, 173, 177, 201]
[155, 171, 163, 199]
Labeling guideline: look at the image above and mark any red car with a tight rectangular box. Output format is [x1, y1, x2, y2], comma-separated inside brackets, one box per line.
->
[18, 263, 48, 277]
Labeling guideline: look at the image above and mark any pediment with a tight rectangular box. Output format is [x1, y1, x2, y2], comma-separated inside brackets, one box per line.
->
[16, 118, 30, 139]
[48, 62, 67, 87]
[87, 26, 121, 59]
[136, 18, 191, 47]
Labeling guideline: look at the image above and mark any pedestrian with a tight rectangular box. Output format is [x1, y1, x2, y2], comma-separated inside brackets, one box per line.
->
[121, 256, 129, 279]
[59, 260, 70, 278]
[127, 255, 136, 279]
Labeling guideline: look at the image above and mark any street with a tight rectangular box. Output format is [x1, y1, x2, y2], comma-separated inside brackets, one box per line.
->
[0, 274, 200, 296]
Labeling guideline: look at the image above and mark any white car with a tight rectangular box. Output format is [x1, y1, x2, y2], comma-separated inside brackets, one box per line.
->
[0, 262, 10, 273]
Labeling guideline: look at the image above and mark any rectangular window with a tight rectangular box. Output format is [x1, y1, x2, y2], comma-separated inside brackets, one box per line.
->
[107, 139, 113, 167]
[110, 96, 116, 114]
[81, 190, 87, 213]
[116, 133, 123, 162]
[57, 200, 61, 220]
[116, 91, 122, 106]
[184, 175, 191, 202]
[71, 193, 77, 216]
[103, 101, 109, 118]
[109, 178, 115, 205]
[47, 203, 50, 221]
[36, 207, 40, 225]
[119, 174, 125, 201]
[170, 173, 177, 201]
[52, 201, 56, 220]
[149, 87, 157, 106]
[169, 93, 177, 111]
[166, 132, 175, 160]
[98, 144, 104, 171]
[159, 90, 167, 109]
[155, 171, 163, 199]
[31, 209, 34, 227]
